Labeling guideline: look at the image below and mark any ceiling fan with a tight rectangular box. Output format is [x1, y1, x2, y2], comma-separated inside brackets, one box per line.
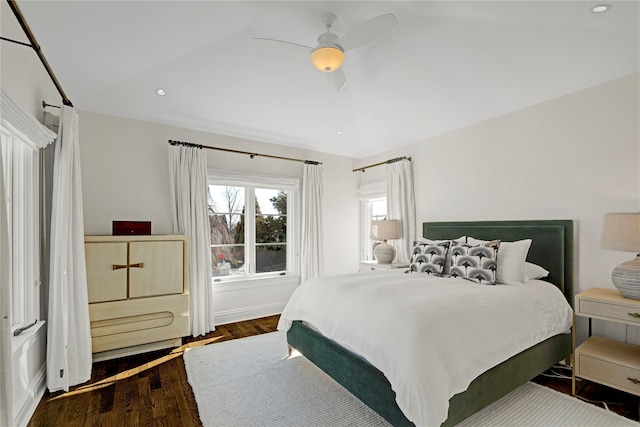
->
[254, 12, 398, 92]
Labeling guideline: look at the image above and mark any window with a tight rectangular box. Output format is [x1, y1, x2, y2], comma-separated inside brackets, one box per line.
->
[208, 180, 297, 280]
[371, 198, 387, 222]
[361, 197, 387, 261]
[1, 126, 40, 333]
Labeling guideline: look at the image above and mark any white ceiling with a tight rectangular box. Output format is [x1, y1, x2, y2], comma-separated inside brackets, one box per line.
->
[9, 1, 640, 158]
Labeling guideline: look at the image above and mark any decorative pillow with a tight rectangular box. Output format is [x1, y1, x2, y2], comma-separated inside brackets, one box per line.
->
[417, 236, 466, 274]
[522, 262, 550, 283]
[409, 240, 451, 275]
[450, 240, 500, 284]
[467, 238, 532, 285]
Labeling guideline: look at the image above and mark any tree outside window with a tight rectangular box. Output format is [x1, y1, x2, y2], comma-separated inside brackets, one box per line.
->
[208, 185, 287, 277]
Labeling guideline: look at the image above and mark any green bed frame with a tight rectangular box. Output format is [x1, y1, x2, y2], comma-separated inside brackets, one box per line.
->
[287, 220, 574, 426]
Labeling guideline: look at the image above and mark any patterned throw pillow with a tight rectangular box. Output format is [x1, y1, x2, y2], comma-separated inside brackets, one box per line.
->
[450, 240, 500, 284]
[418, 237, 466, 274]
[409, 241, 451, 275]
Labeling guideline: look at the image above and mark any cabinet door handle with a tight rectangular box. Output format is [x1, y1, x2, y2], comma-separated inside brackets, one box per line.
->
[628, 313, 640, 319]
[628, 377, 640, 385]
[112, 262, 144, 270]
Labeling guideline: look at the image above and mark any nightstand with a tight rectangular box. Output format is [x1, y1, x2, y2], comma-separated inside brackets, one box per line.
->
[359, 260, 409, 272]
[573, 288, 640, 398]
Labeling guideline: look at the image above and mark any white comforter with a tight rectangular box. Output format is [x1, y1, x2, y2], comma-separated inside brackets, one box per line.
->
[277, 270, 573, 427]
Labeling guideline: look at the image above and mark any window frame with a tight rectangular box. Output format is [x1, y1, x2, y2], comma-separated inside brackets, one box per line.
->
[359, 181, 387, 262]
[1, 125, 41, 334]
[207, 171, 300, 284]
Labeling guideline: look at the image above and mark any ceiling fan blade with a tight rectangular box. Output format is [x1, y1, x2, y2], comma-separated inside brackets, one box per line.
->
[339, 13, 398, 52]
[252, 37, 313, 51]
[327, 68, 347, 93]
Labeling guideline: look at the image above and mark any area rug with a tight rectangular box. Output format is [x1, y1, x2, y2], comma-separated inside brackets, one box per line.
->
[184, 331, 636, 427]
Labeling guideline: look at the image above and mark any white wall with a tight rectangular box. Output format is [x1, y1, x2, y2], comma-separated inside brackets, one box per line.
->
[78, 111, 361, 324]
[357, 73, 640, 344]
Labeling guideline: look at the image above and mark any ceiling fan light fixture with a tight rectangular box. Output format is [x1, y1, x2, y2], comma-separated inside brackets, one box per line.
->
[311, 46, 345, 72]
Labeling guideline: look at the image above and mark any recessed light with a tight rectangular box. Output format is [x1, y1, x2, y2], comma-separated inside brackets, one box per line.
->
[156, 88, 166, 96]
[591, 4, 611, 13]
[336, 130, 343, 135]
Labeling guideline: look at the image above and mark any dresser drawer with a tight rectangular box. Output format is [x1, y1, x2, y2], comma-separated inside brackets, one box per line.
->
[89, 293, 189, 353]
[575, 336, 640, 397]
[577, 299, 640, 326]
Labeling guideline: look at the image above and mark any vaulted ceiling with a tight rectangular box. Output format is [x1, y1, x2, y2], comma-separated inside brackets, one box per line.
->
[8, 1, 640, 158]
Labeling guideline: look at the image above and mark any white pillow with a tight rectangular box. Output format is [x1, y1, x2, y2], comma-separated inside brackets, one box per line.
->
[418, 236, 466, 275]
[521, 262, 549, 283]
[467, 237, 532, 285]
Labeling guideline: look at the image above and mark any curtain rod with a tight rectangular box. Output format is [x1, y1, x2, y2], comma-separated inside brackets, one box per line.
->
[2, 0, 73, 107]
[42, 101, 60, 109]
[168, 140, 322, 165]
[352, 156, 411, 173]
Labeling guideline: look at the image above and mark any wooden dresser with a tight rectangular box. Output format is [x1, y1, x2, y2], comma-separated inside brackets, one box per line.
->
[85, 235, 190, 361]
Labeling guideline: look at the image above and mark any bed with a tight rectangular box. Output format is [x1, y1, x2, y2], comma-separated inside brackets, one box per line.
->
[279, 220, 574, 427]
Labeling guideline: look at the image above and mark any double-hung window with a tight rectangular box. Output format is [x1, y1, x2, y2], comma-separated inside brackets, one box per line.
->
[1, 125, 40, 334]
[359, 182, 387, 261]
[207, 171, 299, 281]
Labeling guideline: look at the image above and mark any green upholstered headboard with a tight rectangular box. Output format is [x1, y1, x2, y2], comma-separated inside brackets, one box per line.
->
[423, 220, 574, 306]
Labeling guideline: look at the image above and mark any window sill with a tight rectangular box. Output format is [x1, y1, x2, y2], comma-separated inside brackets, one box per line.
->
[12, 320, 46, 355]
[212, 274, 300, 293]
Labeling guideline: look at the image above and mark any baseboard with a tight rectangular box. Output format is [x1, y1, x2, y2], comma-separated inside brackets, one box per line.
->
[14, 363, 46, 427]
[214, 302, 286, 326]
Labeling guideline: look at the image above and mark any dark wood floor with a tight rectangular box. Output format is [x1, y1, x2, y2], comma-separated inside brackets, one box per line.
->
[28, 315, 279, 427]
[28, 315, 638, 426]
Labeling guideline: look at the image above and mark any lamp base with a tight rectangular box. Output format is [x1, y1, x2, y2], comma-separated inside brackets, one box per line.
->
[374, 241, 396, 264]
[612, 255, 640, 300]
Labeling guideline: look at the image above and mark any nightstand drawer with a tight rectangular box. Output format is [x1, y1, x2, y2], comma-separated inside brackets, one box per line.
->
[575, 336, 640, 397]
[577, 354, 640, 396]
[577, 299, 640, 325]
[359, 261, 409, 272]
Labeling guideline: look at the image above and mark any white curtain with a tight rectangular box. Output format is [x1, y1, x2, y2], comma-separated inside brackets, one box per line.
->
[386, 159, 416, 264]
[168, 144, 214, 336]
[46, 106, 92, 392]
[207, 169, 299, 190]
[0, 89, 57, 148]
[301, 163, 324, 282]
[0, 142, 12, 427]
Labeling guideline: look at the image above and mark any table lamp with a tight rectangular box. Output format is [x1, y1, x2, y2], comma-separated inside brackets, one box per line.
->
[371, 220, 401, 264]
[602, 212, 640, 299]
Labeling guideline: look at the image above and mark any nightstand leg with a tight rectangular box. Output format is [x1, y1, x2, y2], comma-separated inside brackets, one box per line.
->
[572, 312, 576, 395]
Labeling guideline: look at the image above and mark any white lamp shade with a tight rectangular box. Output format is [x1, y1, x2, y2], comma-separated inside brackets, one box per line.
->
[602, 213, 640, 252]
[311, 47, 345, 72]
[371, 220, 401, 241]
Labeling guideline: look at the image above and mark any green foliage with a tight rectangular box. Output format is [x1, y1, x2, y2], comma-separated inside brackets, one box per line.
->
[270, 191, 287, 215]
[234, 191, 287, 247]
